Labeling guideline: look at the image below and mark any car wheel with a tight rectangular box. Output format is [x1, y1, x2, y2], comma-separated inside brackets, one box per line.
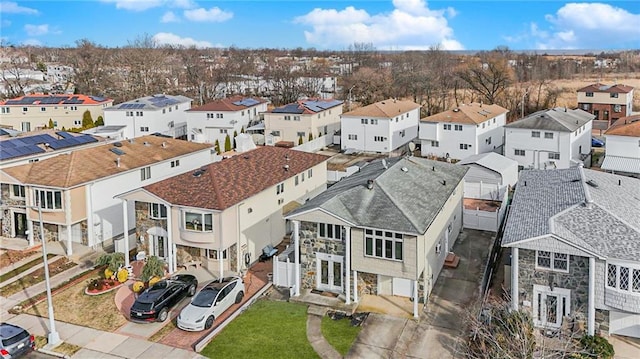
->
[235, 291, 244, 304]
[157, 308, 169, 322]
[187, 284, 196, 297]
[205, 316, 215, 330]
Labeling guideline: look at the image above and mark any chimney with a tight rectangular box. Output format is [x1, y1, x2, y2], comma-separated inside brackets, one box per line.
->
[367, 179, 374, 190]
[116, 157, 121, 167]
[161, 142, 167, 148]
[618, 179, 621, 186]
[524, 181, 527, 187]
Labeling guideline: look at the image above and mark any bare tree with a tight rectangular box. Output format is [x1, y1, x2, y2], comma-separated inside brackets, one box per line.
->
[457, 52, 513, 105]
[0, 55, 33, 98]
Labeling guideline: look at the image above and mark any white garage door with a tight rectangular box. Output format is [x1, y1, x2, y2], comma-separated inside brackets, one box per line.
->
[392, 278, 413, 297]
[610, 311, 640, 338]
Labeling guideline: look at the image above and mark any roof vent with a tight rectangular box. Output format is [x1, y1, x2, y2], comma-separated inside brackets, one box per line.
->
[401, 167, 408, 172]
[283, 164, 289, 171]
[193, 169, 204, 177]
[366, 179, 374, 190]
[453, 108, 460, 112]
[113, 142, 123, 147]
[143, 141, 150, 146]
[115, 157, 121, 167]
[586, 179, 598, 188]
[161, 142, 167, 148]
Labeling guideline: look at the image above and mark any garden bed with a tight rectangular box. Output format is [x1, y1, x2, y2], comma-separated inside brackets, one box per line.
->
[0, 254, 55, 283]
[1, 258, 77, 297]
[84, 278, 125, 296]
[0, 248, 42, 269]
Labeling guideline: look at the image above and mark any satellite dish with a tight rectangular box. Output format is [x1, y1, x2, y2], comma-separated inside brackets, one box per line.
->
[408, 142, 416, 153]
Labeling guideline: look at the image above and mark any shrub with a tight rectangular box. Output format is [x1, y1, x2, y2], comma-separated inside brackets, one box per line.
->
[116, 268, 129, 283]
[95, 252, 125, 273]
[571, 335, 614, 359]
[89, 278, 104, 291]
[132, 281, 145, 293]
[140, 256, 165, 282]
[298, 135, 304, 145]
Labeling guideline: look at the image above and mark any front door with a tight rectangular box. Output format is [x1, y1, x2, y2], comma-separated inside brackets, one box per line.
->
[533, 285, 571, 328]
[150, 235, 168, 260]
[316, 253, 343, 293]
[13, 212, 27, 237]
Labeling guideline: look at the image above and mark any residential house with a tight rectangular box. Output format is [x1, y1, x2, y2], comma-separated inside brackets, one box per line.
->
[577, 83, 634, 128]
[102, 94, 192, 140]
[503, 166, 640, 338]
[1, 130, 103, 169]
[115, 146, 329, 275]
[0, 135, 214, 256]
[601, 115, 640, 178]
[284, 157, 468, 317]
[264, 99, 343, 146]
[0, 94, 114, 132]
[185, 96, 268, 147]
[419, 103, 508, 160]
[341, 99, 421, 154]
[458, 152, 518, 232]
[504, 108, 594, 170]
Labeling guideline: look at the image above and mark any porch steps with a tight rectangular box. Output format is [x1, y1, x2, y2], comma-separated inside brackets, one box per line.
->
[308, 304, 328, 316]
[444, 252, 460, 268]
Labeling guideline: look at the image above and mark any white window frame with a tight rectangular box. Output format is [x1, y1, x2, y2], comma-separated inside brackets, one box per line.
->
[207, 249, 227, 260]
[364, 229, 403, 261]
[443, 124, 451, 130]
[318, 223, 342, 240]
[514, 149, 525, 156]
[454, 124, 463, 131]
[606, 262, 640, 295]
[276, 182, 284, 195]
[544, 132, 554, 139]
[532, 131, 540, 138]
[149, 203, 167, 219]
[11, 184, 25, 199]
[183, 211, 213, 232]
[548, 152, 560, 160]
[34, 188, 63, 210]
[140, 166, 151, 181]
[535, 250, 569, 273]
[431, 141, 439, 147]
[170, 160, 180, 168]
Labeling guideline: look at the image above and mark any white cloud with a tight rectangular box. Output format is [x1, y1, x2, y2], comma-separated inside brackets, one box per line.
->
[183, 7, 233, 22]
[24, 24, 49, 36]
[22, 38, 42, 46]
[100, 0, 164, 12]
[161, 11, 179, 23]
[0, 1, 38, 14]
[170, 0, 195, 9]
[533, 3, 640, 49]
[152, 32, 218, 48]
[294, 1, 462, 50]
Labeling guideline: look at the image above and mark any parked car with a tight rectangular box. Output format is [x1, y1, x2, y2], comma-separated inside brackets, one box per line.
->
[0, 323, 35, 359]
[177, 276, 245, 331]
[592, 137, 605, 147]
[130, 274, 197, 323]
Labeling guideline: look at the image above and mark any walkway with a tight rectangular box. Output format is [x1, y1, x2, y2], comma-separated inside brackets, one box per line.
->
[307, 305, 342, 359]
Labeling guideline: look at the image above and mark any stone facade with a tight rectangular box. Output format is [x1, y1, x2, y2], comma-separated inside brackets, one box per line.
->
[229, 243, 238, 273]
[0, 184, 27, 238]
[299, 221, 345, 290]
[357, 272, 377, 296]
[134, 201, 168, 254]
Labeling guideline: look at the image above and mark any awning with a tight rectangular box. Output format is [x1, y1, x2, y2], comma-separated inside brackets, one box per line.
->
[601, 156, 640, 174]
[246, 122, 265, 131]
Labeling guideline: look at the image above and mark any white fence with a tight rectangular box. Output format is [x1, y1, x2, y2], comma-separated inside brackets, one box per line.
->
[463, 191, 509, 232]
[272, 246, 299, 289]
[293, 134, 333, 153]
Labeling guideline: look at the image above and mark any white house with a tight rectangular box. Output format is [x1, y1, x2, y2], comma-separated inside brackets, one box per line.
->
[0, 135, 215, 257]
[185, 95, 268, 146]
[341, 99, 421, 153]
[103, 94, 192, 140]
[601, 115, 640, 177]
[264, 98, 343, 145]
[504, 108, 594, 170]
[419, 103, 508, 160]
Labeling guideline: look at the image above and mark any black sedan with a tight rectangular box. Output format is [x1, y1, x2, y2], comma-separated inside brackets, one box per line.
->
[130, 274, 198, 323]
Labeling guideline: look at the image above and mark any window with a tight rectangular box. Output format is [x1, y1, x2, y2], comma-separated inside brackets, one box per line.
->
[318, 223, 342, 240]
[170, 160, 180, 168]
[140, 166, 151, 181]
[163, 109, 166, 114]
[460, 144, 469, 150]
[140, 127, 149, 132]
[614, 104, 622, 113]
[301, 172, 305, 182]
[454, 124, 463, 131]
[276, 182, 284, 195]
[184, 212, 213, 231]
[136, 111, 143, 116]
[149, 203, 167, 219]
[532, 131, 540, 138]
[208, 249, 227, 260]
[482, 123, 485, 128]
[371, 119, 378, 125]
[610, 93, 619, 98]
[493, 118, 495, 123]
[216, 113, 224, 119]
[293, 116, 300, 121]
[297, 131, 305, 138]
[271, 130, 281, 136]
[74, 120, 81, 126]
[374, 136, 384, 142]
[70, 106, 78, 111]
[41, 107, 46, 112]
[219, 129, 228, 134]
[295, 176, 299, 185]
[607, 263, 640, 294]
[34, 189, 62, 210]
[126, 111, 132, 117]
[12, 185, 25, 198]
[241, 111, 245, 116]
[364, 229, 403, 261]
[348, 134, 358, 140]
[544, 132, 554, 139]
[22, 107, 28, 112]
[535, 251, 569, 272]
[1, 107, 10, 113]
[485, 137, 492, 145]
[308, 168, 313, 178]
[548, 152, 560, 160]
[431, 141, 439, 147]
[21, 122, 31, 132]
[443, 124, 451, 130]
[361, 119, 368, 125]
[586, 92, 594, 97]
[514, 149, 526, 156]
[399, 130, 406, 137]
[284, 115, 291, 121]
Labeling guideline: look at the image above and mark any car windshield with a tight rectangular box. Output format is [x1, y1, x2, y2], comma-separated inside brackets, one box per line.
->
[132, 301, 154, 311]
[191, 287, 220, 308]
[1, 329, 29, 346]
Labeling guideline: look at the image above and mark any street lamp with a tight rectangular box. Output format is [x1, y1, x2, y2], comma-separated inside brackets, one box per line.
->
[348, 85, 356, 112]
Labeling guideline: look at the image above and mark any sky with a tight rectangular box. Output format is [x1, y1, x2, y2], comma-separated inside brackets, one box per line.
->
[1, 0, 639, 51]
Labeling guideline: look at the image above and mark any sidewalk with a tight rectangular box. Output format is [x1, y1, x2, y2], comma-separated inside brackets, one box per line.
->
[5, 313, 206, 359]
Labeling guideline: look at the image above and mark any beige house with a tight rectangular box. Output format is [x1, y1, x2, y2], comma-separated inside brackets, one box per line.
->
[115, 146, 329, 275]
[263, 99, 343, 145]
[577, 83, 634, 127]
[0, 135, 214, 256]
[284, 156, 468, 317]
[0, 94, 113, 132]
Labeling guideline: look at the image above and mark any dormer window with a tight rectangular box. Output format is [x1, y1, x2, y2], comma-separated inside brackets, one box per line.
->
[586, 92, 594, 97]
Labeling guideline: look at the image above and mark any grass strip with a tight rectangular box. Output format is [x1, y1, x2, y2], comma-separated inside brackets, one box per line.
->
[0, 254, 55, 283]
[34, 335, 82, 356]
[1, 259, 77, 297]
[149, 319, 177, 342]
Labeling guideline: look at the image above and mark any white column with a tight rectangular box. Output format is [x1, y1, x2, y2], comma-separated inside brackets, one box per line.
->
[66, 224, 72, 256]
[588, 257, 595, 336]
[353, 270, 358, 302]
[122, 200, 129, 266]
[85, 184, 94, 247]
[218, 214, 224, 279]
[167, 205, 174, 274]
[27, 219, 34, 247]
[172, 244, 177, 273]
[344, 226, 351, 305]
[413, 280, 419, 318]
[511, 248, 519, 310]
[65, 190, 72, 256]
[293, 220, 300, 296]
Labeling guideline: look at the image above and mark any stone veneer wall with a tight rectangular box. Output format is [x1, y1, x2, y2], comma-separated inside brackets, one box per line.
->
[134, 201, 168, 254]
[299, 221, 345, 290]
[0, 184, 26, 237]
[229, 243, 238, 272]
[357, 272, 377, 295]
[519, 249, 591, 323]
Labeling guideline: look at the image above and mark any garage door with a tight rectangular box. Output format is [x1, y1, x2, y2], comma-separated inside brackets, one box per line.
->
[610, 311, 640, 338]
[392, 278, 413, 297]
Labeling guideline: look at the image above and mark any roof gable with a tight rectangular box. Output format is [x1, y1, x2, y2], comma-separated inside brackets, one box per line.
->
[270, 99, 343, 115]
[577, 83, 634, 94]
[187, 96, 267, 112]
[605, 115, 640, 137]
[504, 107, 594, 132]
[343, 99, 420, 118]
[458, 152, 518, 174]
[421, 103, 508, 125]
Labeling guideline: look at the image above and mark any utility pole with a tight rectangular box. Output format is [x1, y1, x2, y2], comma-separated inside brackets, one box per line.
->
[521, 90, 528, 119]
[348, 85, 356, 112]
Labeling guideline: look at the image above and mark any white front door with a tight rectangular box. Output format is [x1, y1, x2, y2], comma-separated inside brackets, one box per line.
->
[533, 285, 571, 328]
[150, 235, 168, 261]
[316, 253, 343, 293]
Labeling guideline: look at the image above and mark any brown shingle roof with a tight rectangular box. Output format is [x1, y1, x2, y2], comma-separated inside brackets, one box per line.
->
[187, 96, 267, 112]
[2, 136, 213, 188]
[605, 115, 640, 137]
[421, 103, 508, 125]
[343, 99, 420, 118]
[577, 83, 634, 94]
[143, 146, 329, 210]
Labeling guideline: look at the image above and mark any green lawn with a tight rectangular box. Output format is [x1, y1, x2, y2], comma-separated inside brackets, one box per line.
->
[201, 300, 319, 359]
[321, 315, 362, 356]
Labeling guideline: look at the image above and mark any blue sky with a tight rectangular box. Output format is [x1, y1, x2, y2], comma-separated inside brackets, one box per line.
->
[1, 0, 639, 50]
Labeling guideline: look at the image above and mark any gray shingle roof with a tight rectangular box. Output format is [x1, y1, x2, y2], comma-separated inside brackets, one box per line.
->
[502, 167, 640, 260]
[458, 152, 518, 175]
[504, 108, 594, 132]
[287, 157, 468, 234]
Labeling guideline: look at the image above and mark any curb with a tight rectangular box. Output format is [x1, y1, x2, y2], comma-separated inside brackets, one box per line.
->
[37, 347, 69, 358]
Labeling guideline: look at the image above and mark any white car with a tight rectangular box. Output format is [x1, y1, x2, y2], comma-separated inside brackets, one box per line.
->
[177, 276, 245, 331]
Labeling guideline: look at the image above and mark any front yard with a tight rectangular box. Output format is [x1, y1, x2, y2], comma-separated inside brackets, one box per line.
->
[25, 269, 127, 332]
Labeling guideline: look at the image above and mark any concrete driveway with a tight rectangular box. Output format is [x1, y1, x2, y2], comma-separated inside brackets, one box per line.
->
[347, 229, 494, 359]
